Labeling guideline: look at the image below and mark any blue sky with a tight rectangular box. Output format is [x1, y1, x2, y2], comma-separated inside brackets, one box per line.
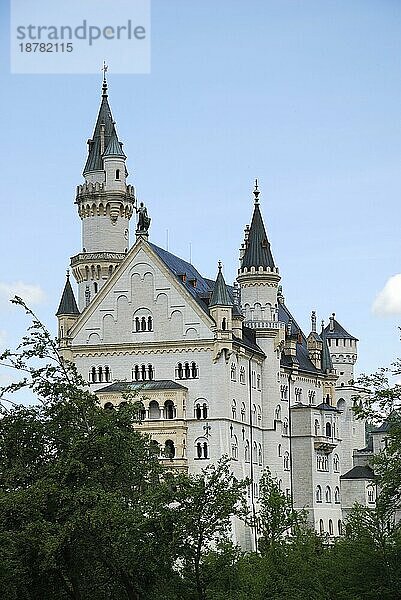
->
[0, 0, 400, 389]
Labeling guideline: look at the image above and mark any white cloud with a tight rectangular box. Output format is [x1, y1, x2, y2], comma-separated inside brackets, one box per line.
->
[0, 281, 45, 307]
[372, 274, 401, 316]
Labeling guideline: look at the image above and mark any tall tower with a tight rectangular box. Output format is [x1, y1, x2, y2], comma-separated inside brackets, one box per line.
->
[70, 71, 136, 310]
[323, 314, 358, 386]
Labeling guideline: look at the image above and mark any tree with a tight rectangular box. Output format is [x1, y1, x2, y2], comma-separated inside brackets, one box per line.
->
[256, 468, 305, 553]
[172, 458, 248, 600]
[0, 298, 178, 600]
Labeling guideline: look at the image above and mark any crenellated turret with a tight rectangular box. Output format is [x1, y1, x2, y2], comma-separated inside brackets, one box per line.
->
[71, 69, 135, 309]
[323, 313, 358, 386]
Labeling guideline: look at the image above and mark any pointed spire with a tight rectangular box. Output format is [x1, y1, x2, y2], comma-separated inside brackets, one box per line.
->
[241, 182, 275, 270]
[320, 322, 333, 373]
[210, 262, 233, 307]
[311, 310, 316, 332]
[56, 271, 79, 316]
[83, 65, 124, 175]
[103, 126, 126, 158]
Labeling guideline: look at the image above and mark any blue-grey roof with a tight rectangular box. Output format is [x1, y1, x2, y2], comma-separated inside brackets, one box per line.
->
[210, 266, 233, 307]
[340, 465, 375, 480]
[278, 304, 322, 374]
[96, 380, 187, 393]
[56, 275, 79, 316]
[315, 402, 339, 412]
[324, 318, 358, 341]
[320, 329, 334, 373]
[241, 202, 275, 270]
[103, 126, 126, 158]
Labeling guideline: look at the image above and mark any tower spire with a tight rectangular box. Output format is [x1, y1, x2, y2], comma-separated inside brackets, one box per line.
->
[240, 181, 275, 270]
[102, 61, 108, 97]
[253, 178, 260, 204]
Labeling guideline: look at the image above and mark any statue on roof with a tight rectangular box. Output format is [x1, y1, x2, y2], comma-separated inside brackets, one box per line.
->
[136, 201, 151, 233]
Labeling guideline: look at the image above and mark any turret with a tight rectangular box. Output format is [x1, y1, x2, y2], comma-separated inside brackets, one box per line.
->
[56, 271, 80, 356]
[209, 262, 234, 359]
[323, 313, 358, 386]
[70, 69, 135, 310]
[307, 311, 323, 370]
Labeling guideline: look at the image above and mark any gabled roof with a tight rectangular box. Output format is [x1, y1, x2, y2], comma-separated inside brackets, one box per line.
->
[340, 465, 375, 480]
[83, 82, 123, 174]
[96, 380, 187, 393]
[210, 263, 233, 307]
[315, 402, 339, 412]
[56, 274, 79, 316]
[323, 316, 358, 341]
[241, 199, 275, 270]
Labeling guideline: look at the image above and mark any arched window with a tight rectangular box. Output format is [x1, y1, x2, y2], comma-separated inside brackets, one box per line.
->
[98, 366, 103, 382]
[191, 362, 198, 378]
[241, 402, 246, 421]
[194, 400, 208, 419]
[222, 317, 226, 331]
[283, 451, 290, 471]
[316, 485, 322, 503]
[141, 364, 147, 380]
[148, 316, 153, 331]
[148, 365, 154, 380]
[94, 282, 98, 294]
[141, 316, 147, 331]
[231, 436, 238, 460]
[258, 444, 262, 466]
[245, 440, 250, 463]
[325, 422, 332, 437]
[252, 404, 257, 425]
[202, 403, 208, 419]
[90, 366, 97, 383]
[104, 366, 111, 383]
[314, 419, 320, 436]
[275, 405, 281, 422]
[150, 439, 160, 455]
[338, 520, 342, 535]
[319, 519, 324, 535]
[195, 403, 202, 420]
[177, 363, 183, 379]
[149, 400, 161, 420]
[135, 401, 146, 421]
[334, 486, 340, 504]
[283, 418, 289, 435]
[232, 399, 237, 419]
[115, 169, 120, 180]
[325, 486, 332, 503]
[135, 317, 140, 332]
[240, 366, 246, 384]
[184, 362, 191, 378]
[333, 454, 339, 472]
[257, 374, 261, 390]
[133, 365, 140, 381]
[164, 400, 175, 420]
[253, 441, 258, 464]
[257, 405, 262, 423]
[278, 443, 282, 457]
[328, 519, 333, 536]
[231, 364, 236, 381]
[164, 439, 175, 459]
[104, 402, 114, 410]
[195, 438, 208, 459]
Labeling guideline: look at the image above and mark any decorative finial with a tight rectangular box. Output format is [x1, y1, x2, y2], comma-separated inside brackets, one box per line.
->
[102, 61, 108, 96]
[311, 310, 316, 333]
[66, 269, 70, 280]
[321, 319, 325, 332]
[253, 178, 260, 204]
[218, 260, 222, 272]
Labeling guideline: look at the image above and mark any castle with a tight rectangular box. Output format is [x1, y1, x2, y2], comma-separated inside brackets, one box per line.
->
[56, 75, 376, 548]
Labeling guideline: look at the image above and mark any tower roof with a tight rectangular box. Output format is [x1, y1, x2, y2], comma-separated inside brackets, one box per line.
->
[209, 262, 233, 307]
[83, 74, 124, 174]
[241, 181, 275, 270]
[323, 314, 358, 341]
[320, 326, 334, 372]
[103, 126, 126, 158]
[56, 272, 79, 316]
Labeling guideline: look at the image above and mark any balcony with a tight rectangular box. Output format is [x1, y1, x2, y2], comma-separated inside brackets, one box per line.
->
[314, 436, 339, 452]
[244, 320, 286, 330]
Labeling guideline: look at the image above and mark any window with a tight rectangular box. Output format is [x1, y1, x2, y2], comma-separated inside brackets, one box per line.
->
[334, 486, 340, 504]
[251, 371, 256, 388]
[328, 519, 334, 536]
[308, 390, 316, 403]
[164, 439, 175, 459]
[258, 443, 263, 466]
[283, 417, 289, 436]
[222, 317, 226, 331]
[325, 422, 332, 438]
[319, 519, 324, 535]
[278, 444, 282, 457]
[314, 419, 320, 436]
[316, 485, 322, 503]
[195, 437, 209, 459]
[257, 405, 262, 423]
[252, 404, 257, 425]
[274, 405, 281, 422]
[133, 312, 153, 332]
[245, 440, 250, 463]
[231, 436, 238, 460]
[367, 486, 375, 503]
[333, 454, 339, 472]
[135, 401, 146, 421]
[295, 387, 302, 402]
[241, 402, 246, 422]
[94, 282, 98, 294]
[231, 363, 237, 381]
[283, 451, 290, 471]
[164, 400, 175, 420]
[253, 441, 258, 464]
[338, 520, 342, 535]
[325, 486, 332, 503]
[232, 399, 237, 419]
[257, 374, 261, 390]
[239, 366, 246, 384]
[194, 400, 208, 420]
[149, 400, 161, 420]
[317, 453, 328, 471]
[176, 361, 198, 379]
[115, 169, 120, 180]
[90, 365, 112, 383]
[104, 402, 114, 410]
[280, 385, 288, 400]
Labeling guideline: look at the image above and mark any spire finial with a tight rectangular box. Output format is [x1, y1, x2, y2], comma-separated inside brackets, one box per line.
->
[66, 269, 70, 280]
[253, 178, 260, 204]
[102, 61, 108, 96]
[321, 319, 325, 332]
[218, 260, 222, 272]
[311, 310, 316, 333]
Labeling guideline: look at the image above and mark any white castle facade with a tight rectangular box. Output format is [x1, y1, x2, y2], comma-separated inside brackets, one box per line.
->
[56, 77, 377, 548]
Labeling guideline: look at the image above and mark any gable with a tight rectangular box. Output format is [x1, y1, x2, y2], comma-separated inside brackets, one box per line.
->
[71, 240, 215, 346]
